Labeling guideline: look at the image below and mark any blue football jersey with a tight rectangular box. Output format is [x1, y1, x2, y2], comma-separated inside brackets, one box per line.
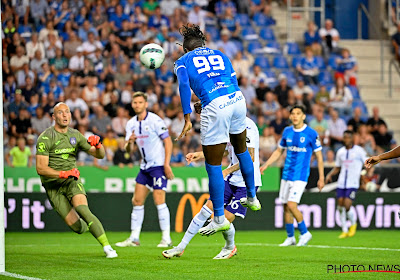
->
[279, 125, 322, 182]
[174, 47, 240, 108]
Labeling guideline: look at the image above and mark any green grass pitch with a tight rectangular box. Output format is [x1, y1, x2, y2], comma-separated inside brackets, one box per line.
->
[3, 231, 400, 280]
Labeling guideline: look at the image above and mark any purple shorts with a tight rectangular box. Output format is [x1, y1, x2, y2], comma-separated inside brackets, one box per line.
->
[136, 166, 167, 190]
[223, 181, 259, 219]
[336, 188, 358, 200]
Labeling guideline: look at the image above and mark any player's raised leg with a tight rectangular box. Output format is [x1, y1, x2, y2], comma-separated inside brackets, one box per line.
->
[344, 196, 357, 237]
[199, 144, 231, 235]
[71, 194, 117, 258]
[153, 188, 172, 247]
[116, 183, 149, 247]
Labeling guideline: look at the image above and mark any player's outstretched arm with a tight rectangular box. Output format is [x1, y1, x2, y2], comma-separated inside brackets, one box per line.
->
[325, 167, 341, 184]
[365, 145, 400, 168]
[163, 136, 175, 180]
[315, 150, 325, 191]
[36, 155, 80, 180]
[260, 147, 283, 175]
[186, 151, 205, 164]
[87, 135, 105, 159]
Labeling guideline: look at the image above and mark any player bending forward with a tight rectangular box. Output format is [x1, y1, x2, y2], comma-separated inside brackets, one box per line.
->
[116, 92, 175, 248]
[326, 130, 367, 238]
[365, 144, 400, 219]
[36, 103, 117, 258]
[260, 105, 324, 246]
[163, 116, 261, 259]
[174, 25, 260, 236]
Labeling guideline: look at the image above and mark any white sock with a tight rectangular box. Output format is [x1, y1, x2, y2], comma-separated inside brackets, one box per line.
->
[347, 208, 356, 225]
[103, 245, 112, 251]
[339, 206, 348, 232]
[157, 203, 171, 243]
[223, 223, 235, 250]
[214, 215, 225, 224]
[178, 205, 212, 250]
[129, 205, 144, 241]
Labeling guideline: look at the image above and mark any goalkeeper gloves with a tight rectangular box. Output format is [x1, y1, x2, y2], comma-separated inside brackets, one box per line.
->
[88, 135, 102, 149]
[59, 168, 80, 180]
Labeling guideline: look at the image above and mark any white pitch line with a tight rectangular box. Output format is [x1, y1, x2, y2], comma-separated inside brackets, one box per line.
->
[236, 243, 400, 252]
[0, 272, 45, 280]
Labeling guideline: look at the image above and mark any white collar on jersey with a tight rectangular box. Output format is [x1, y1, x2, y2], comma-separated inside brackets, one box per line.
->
[293, 124, 307, 132]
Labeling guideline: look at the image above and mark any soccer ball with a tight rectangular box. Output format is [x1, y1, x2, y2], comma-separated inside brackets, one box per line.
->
[139, 43, 165, 70]
[365, 181, 377, 192]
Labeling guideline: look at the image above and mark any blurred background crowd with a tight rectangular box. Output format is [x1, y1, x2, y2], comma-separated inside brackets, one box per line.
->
[2, 0, 399, 170]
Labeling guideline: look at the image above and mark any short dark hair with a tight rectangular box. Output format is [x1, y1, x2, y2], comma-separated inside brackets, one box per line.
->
[289, 105, 306, 114]
[132, 91, 147, 101]
[343, 130, 354, 136]
[179, 24, 206, 52]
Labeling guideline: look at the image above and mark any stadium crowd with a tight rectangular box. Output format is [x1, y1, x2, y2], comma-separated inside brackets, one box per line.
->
[2, 0, 399, 169]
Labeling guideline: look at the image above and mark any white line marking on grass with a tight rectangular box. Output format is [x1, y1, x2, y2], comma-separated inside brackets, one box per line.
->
[0, 272, 45, 280]
[237, 243, 400, 252]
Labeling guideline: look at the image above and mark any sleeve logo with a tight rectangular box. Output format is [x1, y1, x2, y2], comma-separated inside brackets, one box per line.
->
[38, 142, 45, 152]
[70, 137, 77, 145]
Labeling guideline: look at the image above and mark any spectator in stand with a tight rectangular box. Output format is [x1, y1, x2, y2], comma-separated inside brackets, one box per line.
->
[327, 108, 347, 150]
[143, 0, 160, 16]
[297, 47, 319, 85]
[329, 77, 353, 116]
[102, 81, 120, 107]
[76, 59, 97, 86]
[54, 1, 72, 31]
[68, 46, 85, 72]
[27, 94, 40, 117]
[160, 0, 181, 17]
[105, 92, 121, 118]
[44, 33, 63, 59]
[82, 76, 101, 109]
[304, 21, 322, 55]
[392, 23, 400, 64]
[255, 79, 272, 104]
[319, 19, 340, 55]
[21, 76, 37, 102]
[219, 7, 240, 38]
[170, 111, 186, 139]
[315, 84, 330, 109]
[156, 64, 174, 87]
[357, 124, 376, 156]
[188, 4, 208, 30]
[78, 20, 99, 41]
[248, 65, 268, 89]
[270, 109, 288, 140]
[8, 90, 28, 118]
[10, 46, 29, 73]
[367, 106, 386, 133]
[310, 104, 329, 144]
[170, 145, 185, 167]
[49, 48, 68, 74]
[90, 105, 112, 139]
[347, 107, 365, 132]
[31, 107, 51, 135]
[261, 92, 280, 122]
[65, 89, 90, 126]
[166, 95, 181, 120]
[30, 0, 48, 29]
[274, 74, 295, 109]
[45, 78, 64, 101]
[252, 4, 276, 26]
[292, 77, 313, 114]
[64, 32, 81, 59]
[256, 115, 268, 135]
[82, 32, 104, 60]
[232, 51, 254, 79]
[240, 76, 257, 112]
[113, 138, 134, 168]
[115, 63, 132, 90]
[112, 107, 129, 137]
[26, 33, 45, 59]
[215, 0, 236, 18]
[16, 63, 35, 88]
[4, 75, 17, 103]
[41, 92, 56, 116]
[324, 149, 336, 167]
[11, 108, 32, 138]
[259, 127, 277, 161]
[148, 6, 170, 30]
[335, 48, 358, 86]
[6, 137, 32, 167]
[373, 121, 395, 153]
[216, 29, 238, 60]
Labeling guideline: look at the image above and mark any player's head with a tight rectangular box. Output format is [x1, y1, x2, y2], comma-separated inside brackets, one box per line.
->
[132, 91, 148, 114]
[53, 102, 71, 128]
[289, 105, 306, 127]
[179, 24, 206, 53]
[343, 130, 354, 148]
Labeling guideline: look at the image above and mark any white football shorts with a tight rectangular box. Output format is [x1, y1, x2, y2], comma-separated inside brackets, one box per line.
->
[279, 180, 308, 204]
[200, 91, 247, 146]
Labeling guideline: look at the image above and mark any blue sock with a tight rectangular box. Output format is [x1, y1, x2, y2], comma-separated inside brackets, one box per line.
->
[298, 221, 308, 235]
[236, 149, 256, 198]
[205, 162, 224, 217]
[285, 223, 295, 237]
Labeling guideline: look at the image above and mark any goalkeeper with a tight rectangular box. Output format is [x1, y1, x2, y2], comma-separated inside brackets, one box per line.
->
[35, 102, 117, 258]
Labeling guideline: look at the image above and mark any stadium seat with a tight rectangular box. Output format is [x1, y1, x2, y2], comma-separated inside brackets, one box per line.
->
[206, 26, 220, 41]
[237, 13, 251, 26]
[348, 86, 360, 99]
[315, 56, 326, 70]
[280, 70, 296, 86]
[232, 40, 244, 52]
[266, 42, 281, 54]
[272, 56, 289, 69]
[309, 84, 319, 94]
[285, 42, 301, 55]
[352, 100, 368, 115]
[264, 70, 278, 87]
[247, 41, 263, 53]
[318, 71, 334, 84]
[291, 56, 302, 68]
[254, 56, 270, 70]
[241, 26, 258, 40]
[259, 27, 276, 41]
[328, 55, 339, 70]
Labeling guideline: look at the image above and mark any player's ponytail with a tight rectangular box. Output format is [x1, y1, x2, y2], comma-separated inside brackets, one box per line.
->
[179, 24, 206, 52]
